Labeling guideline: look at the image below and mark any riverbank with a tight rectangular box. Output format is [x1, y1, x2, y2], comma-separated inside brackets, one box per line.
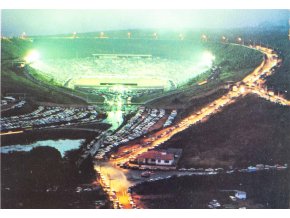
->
[1, 128, 98, 146]
[1, 146, 110, 209]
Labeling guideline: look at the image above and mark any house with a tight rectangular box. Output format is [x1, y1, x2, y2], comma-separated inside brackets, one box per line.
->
[235, 191, 247, 200]
[137, 150, 175, 166]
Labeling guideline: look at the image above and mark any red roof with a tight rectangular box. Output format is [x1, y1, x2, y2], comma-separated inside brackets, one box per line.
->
[137, 150, 174, 161]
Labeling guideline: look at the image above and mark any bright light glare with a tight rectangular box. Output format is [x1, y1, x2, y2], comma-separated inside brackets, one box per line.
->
[25, 50, 40, 63]
[202, 51, 215, 67]
[240, 86, 246, 93]
[111, 85, 127, 93]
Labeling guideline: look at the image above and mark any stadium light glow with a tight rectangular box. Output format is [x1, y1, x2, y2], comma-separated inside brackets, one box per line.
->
[107, 101, 114, 106]
[111, 85, 127, 93]
[24, 50, 40, 63]
[202, 51, 215, 67]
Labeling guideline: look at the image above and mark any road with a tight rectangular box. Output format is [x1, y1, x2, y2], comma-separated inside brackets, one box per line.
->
[94, 44, 289, 209]
[0, 130, 24, 136]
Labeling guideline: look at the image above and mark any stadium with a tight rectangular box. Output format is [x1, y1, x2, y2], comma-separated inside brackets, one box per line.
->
[26, 38, 214, 95]
[16, 33, 263, 107]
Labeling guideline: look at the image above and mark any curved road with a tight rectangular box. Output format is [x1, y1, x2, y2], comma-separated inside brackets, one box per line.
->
[95, 43, 289, 209]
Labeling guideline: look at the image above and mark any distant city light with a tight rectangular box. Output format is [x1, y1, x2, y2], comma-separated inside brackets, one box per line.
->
[24, 50, 40, 63]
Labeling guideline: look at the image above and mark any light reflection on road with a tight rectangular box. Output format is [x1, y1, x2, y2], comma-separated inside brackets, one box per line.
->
[94, 44, 289, 209]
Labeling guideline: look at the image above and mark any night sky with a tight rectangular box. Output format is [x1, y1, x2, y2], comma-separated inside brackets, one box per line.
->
[1, 9, 288, 36]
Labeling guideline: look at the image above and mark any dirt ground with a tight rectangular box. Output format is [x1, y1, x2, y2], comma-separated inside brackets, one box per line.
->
[162, 95, 290, 168]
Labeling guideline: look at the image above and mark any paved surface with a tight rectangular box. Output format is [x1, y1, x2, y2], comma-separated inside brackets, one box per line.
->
[94, 44, 289, 209]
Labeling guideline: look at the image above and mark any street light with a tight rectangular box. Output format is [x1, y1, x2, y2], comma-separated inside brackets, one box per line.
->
[237, 37, 244, 45]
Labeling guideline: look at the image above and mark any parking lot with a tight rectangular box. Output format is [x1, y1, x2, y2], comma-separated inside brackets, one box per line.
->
[94, 107, 177, 160]
[1, 105, 101, 132]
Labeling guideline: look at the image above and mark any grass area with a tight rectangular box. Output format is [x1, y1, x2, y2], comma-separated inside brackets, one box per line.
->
[1, 38, 88, 104]
[1, 38, 33, 60]
[1, 99, 38, 117]
[144, 42, 263, 107]
[1, 146, 108, 208]
[27, 67, 104, 103]
[162, 95, 290, 168]
[223, 27, 290, 99]
[1, 66, 86, 104]
[30, 38, 204, 60]
[132, 170, 288, 209]
[147, 81, 227, 110]
[0, 29, 285, 107]
[265, 38, 290, 99]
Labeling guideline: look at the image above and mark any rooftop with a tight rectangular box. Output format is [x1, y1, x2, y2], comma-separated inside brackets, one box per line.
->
[137, 150, 174, 161]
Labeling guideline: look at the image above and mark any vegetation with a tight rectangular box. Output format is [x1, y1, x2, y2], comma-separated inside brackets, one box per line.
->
[31, 37, 204, 59]
[1, 39, 87, 104]
[1, 31, 263, 105]
[212, 26, 289, 99]
[163, 95, 290, 168]
[264, 35, 290, 99]
[132, 170, 289, 209]
[1, 67, 86, 104]
[1, 146, 104, 208]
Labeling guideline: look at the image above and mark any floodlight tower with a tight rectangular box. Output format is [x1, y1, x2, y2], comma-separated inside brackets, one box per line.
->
[237, 37, 244, 45]
[221, 36, 227, 43]
[20, 32, 27, 39]
[201, 34, 208, 42]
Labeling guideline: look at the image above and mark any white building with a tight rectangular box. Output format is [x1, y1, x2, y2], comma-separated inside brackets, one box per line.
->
[137, 150, 174, 166]
[235, 191, 247, 200]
